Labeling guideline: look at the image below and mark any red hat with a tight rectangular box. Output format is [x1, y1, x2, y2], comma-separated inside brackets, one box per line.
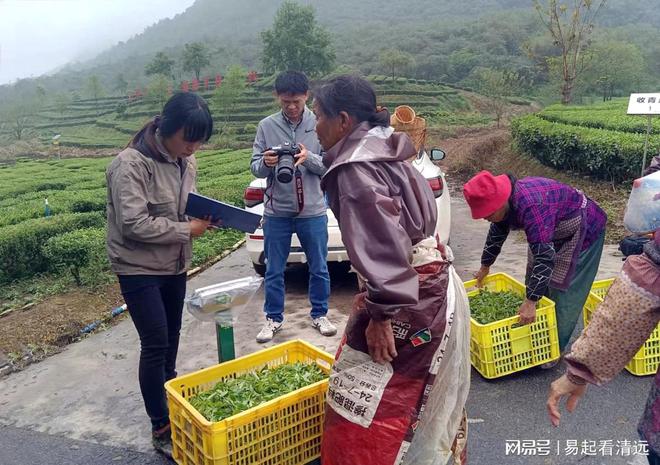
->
[463, 171, 512, 219]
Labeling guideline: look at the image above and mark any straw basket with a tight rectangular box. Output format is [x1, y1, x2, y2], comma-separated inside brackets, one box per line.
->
[390, 105, 427, 154]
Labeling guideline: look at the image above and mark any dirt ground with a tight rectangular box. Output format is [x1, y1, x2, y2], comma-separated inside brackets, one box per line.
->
[0, 283, 125, 367]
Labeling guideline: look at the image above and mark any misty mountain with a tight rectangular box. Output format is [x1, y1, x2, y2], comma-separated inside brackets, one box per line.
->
[2, 0, 659, 102]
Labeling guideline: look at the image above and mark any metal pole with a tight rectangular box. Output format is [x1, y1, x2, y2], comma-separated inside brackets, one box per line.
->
[642, 115, 652, 177]
[215, 323, 235, 363]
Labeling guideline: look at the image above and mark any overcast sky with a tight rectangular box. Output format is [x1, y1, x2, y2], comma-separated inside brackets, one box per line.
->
[0, 0, 196, 85]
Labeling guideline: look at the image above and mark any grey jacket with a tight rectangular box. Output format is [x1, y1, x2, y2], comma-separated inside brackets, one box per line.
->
[321, 122, 438, 321]
[106, 126, 195, 275]
[251, 107, 327, 217]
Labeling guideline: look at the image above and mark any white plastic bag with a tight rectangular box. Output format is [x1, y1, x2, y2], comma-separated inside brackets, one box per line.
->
[185, 276, 263, 327]
[401, 259, 471, 465]
[624, 170, 660, 234]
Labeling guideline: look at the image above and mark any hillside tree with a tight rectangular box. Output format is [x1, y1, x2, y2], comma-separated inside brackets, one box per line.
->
[6, 103, 35, 141]
[145, 51, 176, 80]
[147, 75, 171, 109]
[533, 0, 607, 104]
[54, 92, 72, 116]
[182, 42, 210, 80]
[261, 1, 335, 77]
[213, 65, 246, 132]
[35, 85, 48, 109]
[468, 67, 520, 127]
[581, 41, 646, 100]
[114, 73, 129, 95]
[379, 49, 413, 79]
[85, 75, 105, 115]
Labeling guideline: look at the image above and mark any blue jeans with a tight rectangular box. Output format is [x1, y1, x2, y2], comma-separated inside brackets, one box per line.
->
[263, 215, 330, 323]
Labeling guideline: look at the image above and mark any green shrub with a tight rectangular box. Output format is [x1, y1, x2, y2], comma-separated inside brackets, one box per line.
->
[243, 123, 257, 135]
[116, 101, 128, 118]
[191, 229, 244, 267]
[70, 198, 106, 213]
[538, 109, 660, 135]
[0, 211, 105, 283]
[35, 182, 68, 192]
[511, 115, 660, 182]
[42, 228, 106, 285]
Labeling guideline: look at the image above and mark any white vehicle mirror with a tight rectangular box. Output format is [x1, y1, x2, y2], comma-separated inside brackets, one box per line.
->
[430, 148, 446, 161]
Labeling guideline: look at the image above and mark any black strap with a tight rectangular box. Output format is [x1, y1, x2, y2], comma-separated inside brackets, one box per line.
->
[295, 167, 304, 213]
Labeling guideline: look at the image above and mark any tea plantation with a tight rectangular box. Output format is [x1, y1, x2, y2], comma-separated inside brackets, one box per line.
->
[0, 74, 486, 313]
[512, 99, 660, 182]
[0, 149, 252, 298]
[0, 75, 475, 151]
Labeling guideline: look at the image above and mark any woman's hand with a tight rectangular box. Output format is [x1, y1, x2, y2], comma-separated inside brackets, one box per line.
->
[517, 298, 537, 325]
[474, 265, 490, 287]
[547, 374, 587, 427]
[365, 319, 398, 364]
[190, 218, 211, 237]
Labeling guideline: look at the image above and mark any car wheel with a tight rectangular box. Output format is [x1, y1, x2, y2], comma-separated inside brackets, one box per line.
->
[252, 262, 266, 277]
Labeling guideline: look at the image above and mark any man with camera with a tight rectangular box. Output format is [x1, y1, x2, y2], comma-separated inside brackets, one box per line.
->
[250, 70, 336, 343]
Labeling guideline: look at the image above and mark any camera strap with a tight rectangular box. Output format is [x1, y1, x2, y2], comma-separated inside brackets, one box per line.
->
[295, 167, 304, 213]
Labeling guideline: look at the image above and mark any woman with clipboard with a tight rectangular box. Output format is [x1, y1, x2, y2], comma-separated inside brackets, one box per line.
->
[106, 92, 213, 458]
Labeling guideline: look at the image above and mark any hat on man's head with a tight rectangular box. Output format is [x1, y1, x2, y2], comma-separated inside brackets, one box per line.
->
[463, 170, 512, 219]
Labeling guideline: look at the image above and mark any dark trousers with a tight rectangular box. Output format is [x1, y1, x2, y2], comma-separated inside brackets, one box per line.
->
[118, 273, 187, 430]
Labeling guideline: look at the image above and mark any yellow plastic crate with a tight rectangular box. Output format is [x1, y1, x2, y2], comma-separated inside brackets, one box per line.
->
[584, 278, 660, 376]
[581, 278, 615, 328]
[165, 340, 334, 465]
[465, 273, 560, 379]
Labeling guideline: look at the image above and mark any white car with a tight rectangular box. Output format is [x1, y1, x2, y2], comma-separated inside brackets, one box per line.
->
[243, 148, 451, 276]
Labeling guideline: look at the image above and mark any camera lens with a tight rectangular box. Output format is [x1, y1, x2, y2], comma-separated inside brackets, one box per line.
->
[276, 154, 295, 183]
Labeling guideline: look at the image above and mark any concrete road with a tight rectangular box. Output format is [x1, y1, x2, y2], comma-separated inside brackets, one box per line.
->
[0, 196, 648, 465]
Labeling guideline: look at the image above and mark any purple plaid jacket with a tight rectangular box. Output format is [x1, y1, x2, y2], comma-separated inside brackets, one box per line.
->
[510, 177, 606, 248]
[482, 177, 606, 299]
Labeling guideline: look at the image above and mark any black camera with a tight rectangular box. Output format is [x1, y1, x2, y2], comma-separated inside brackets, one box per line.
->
[265, 142, 301, 183]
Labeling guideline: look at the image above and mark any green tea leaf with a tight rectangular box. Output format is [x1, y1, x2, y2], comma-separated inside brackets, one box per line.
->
[189, 362, 327, 422]
[469, 289, 524, 324]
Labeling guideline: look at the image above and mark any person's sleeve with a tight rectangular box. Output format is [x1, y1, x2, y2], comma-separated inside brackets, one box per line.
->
[481, 221, 510, 267]
[521, 202, 557, 300]
[251, 123, 272, 178]
[644, 154, 660, 176]
[302, 151, 327, 176]
[336, 168, 418, 321]
[110, 160, 190, 244]
[565, 268, 660, 385]
[525, 242, 556, 301]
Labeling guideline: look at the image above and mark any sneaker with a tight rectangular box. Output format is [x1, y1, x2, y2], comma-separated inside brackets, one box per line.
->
[256, 318, 283, 343]
[152, 423, 173, 459]
[312, 316, 337, 337]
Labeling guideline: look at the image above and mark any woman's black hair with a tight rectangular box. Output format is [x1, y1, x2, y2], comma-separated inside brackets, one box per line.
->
[130, 92, 213, 148]
[313, 75, 390, 127]
[160, 92, 213, 142]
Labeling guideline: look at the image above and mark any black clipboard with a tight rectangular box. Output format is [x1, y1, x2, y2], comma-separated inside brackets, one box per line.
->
[185, 192, 262, 234]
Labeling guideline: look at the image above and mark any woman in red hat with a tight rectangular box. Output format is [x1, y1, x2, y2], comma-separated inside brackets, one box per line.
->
[463, 171, 607, 360]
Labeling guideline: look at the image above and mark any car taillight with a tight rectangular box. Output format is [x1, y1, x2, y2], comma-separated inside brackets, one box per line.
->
[243, 187, 264, 207]
[427, 177, 443, 198]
